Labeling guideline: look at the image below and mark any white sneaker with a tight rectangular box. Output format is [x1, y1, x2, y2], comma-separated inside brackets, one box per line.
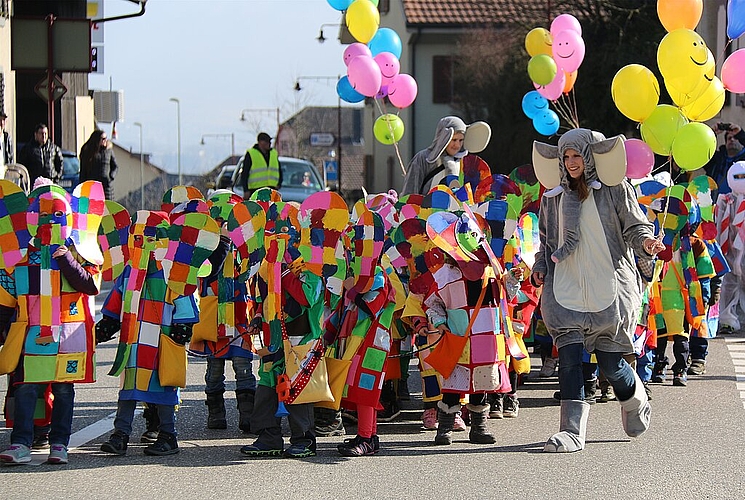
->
[539, 357, 558, 377]
[0, 444, 32, 464]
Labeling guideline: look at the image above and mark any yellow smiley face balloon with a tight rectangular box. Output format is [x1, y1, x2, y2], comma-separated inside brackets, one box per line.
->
[657, 29, 712, 95]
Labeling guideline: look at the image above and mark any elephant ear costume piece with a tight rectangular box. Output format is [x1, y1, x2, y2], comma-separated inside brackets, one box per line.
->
[425, 117, 492, 164]
[531, 128, 627, 263]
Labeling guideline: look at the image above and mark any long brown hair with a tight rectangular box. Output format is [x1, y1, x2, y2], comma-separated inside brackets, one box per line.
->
[568, 174, 590, 201]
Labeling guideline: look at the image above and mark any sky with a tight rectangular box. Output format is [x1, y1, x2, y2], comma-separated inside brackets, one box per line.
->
[88, 0, 351, 175]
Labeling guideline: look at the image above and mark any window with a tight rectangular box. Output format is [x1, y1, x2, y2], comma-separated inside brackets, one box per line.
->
[433, 56, 455, 104]
[0, 0, 8, 19]
[378, 0, 390, 14]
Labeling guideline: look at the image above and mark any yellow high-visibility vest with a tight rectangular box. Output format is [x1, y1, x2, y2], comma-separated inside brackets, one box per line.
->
[246, 148, 280, 189]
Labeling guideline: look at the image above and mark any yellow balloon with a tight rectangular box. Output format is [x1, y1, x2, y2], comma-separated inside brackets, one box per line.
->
[525, 28, 553, 57]
[657, 29, 712, 94]
[682, 76, 725, 122]
[346, 0, 380, 44]
[611, 64, 660, 122]
[640, 104, 689, 155]
[657, 0, 703, 32]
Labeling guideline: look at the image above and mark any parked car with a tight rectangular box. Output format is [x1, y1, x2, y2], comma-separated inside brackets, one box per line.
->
[230, 156, 326, 203]
[59, 150, 80, 194]
[216, 164, 237, 189]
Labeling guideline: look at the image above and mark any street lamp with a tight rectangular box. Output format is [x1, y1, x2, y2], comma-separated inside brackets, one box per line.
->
[133, 122, 144, 209]
[294, 76, 342, 193]
[200, 133, 235, 158]
[239, 108, 281, 138]
[316, 23, 341, 43]
[169, 97, 182, 185]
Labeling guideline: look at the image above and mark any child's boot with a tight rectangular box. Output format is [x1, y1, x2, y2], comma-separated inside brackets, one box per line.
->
[434, 403, 458, 445]
[235, 389, 255, 433]
[205, 391, 227, 429]
[619, 373, 652, 438]
[141, 404, 159, 443]
[144, 431, 179, 456]
[468, 404, 496, 444]
[101, 431, 129, 455]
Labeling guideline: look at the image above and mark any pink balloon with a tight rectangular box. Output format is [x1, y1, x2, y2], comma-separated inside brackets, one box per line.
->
[534, 70, 566, 101]
[552, 30, 585, 73]
[551, 13, 582, 36]
[624, 138, 655, 180]
[387, 73, 418, 108]
[374, 52, 400, 86]
[347, 55, 382, 97]
[722, 48, 745, 93]
[343, 43, 372, 66]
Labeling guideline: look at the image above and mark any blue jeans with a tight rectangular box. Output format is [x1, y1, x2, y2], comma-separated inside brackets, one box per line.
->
[636, 349, 654, 383]
[690, 336, 709, 361]
[204, 356, 256, 394]
[113, 400, 176, 437]
[10, 383, 74, 447]
[558, 344, 636, 402]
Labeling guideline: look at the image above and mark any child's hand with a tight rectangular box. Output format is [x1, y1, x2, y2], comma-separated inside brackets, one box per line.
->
[531, 271, 545, 287]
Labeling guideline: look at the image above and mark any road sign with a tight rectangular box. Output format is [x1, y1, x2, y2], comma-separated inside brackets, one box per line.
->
[311, 133, 335, 147]
[34, 75, 68, 103]
[324, 159, 338, 182]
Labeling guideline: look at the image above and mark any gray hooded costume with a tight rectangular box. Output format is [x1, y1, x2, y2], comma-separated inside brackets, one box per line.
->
[533, 128, 655, 354]
[401, 117, 491, 196]
[402, 116, 468, 196]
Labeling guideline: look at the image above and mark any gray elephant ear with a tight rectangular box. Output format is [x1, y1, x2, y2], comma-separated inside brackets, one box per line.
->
[426, 127, 455, 163]
[591, 135, 627, 186]
[464, 121, 491, 153]
[532, 141, 561, 189]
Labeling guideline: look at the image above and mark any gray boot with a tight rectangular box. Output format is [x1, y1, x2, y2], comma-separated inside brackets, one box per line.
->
[205, 392, 227, 429]
[543, 400, 590, 453]
[468, 405, 496, 444]
[434, 405, 457, 445]
[619, 372, 651, 438]
[236, 389, 255, 433]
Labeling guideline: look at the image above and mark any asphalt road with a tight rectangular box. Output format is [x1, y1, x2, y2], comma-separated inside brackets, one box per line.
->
[2, 289, 745, 499]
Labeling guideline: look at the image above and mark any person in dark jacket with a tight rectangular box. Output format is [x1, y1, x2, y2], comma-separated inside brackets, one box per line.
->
[1, 112, 13, 166]
[17, 123, 63, 186]
[79, 130, 118, 199]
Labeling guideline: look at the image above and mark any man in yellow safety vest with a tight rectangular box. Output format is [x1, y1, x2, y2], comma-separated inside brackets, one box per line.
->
[239, 132, 282, 199]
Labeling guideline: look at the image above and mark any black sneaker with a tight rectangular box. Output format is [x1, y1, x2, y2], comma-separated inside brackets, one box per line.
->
[283, 443, 317, 459]
[673, 372, 688, 387]
[314, 418, 345, 437]
[503, 395, 520, 418]
[337, 435, 377, 457]
[489, 394, 504, 419]
[240, 441, 283, 457]
[140, 430, 158, 443]
[687, 359, 706, 375]
[143, 432, 179, 456]
[32, 434, 50, 450]
[377, 400, 401, 422]
[100, 431, 129, 456]
[397, 380, 411, 401]
[598, 386, 615, 403]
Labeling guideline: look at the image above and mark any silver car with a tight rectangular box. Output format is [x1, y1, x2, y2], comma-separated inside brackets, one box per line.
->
[230, 155, 326, 203]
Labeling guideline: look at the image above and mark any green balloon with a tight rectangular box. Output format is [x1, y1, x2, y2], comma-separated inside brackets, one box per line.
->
[374, 113, 404, 145]
[528, 54, 557, 86]
[640, 104, 688, 155]
[672, 122, 717, 171]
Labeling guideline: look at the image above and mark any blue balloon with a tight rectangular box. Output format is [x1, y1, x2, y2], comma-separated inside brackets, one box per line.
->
[533, 110, 560, 136]
[327, 0, 353, 11]
[368, 28, 402, 58]
[337, 76, 365, 103]
[521, 90, 549, 119]
[728, 0, 745, 40]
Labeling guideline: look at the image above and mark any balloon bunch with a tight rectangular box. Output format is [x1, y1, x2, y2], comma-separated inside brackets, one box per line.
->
[328, 0, 418, 156]
[522, 13, 586, 136]
[612, 0, 744, 175]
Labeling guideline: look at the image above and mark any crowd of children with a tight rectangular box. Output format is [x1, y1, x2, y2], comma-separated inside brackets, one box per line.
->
[1, 126, 744, 463]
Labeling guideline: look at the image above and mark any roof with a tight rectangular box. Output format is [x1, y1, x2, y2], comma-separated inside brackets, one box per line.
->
[401, 0, 561, 27]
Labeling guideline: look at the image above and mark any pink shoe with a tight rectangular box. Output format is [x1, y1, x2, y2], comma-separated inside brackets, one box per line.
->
[422, 407, 438, 430]
[453, 412, 467, 431]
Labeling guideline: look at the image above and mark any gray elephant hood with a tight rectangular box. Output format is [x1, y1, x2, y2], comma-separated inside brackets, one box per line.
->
[425, 116, 468, 163]
[557, 128, 605, 189]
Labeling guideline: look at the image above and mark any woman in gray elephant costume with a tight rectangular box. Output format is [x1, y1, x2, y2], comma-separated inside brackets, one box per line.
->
[530, 128, 664, 453]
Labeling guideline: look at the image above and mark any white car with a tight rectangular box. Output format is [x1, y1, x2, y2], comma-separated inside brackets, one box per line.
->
[230, 155, 326, 203]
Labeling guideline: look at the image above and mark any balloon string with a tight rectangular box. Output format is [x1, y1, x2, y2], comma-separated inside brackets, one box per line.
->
[374, 98, 407, 176]
[552, 97, 576, 130]
[557, 94, 579, 129]
[569, 89, 580, 128]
